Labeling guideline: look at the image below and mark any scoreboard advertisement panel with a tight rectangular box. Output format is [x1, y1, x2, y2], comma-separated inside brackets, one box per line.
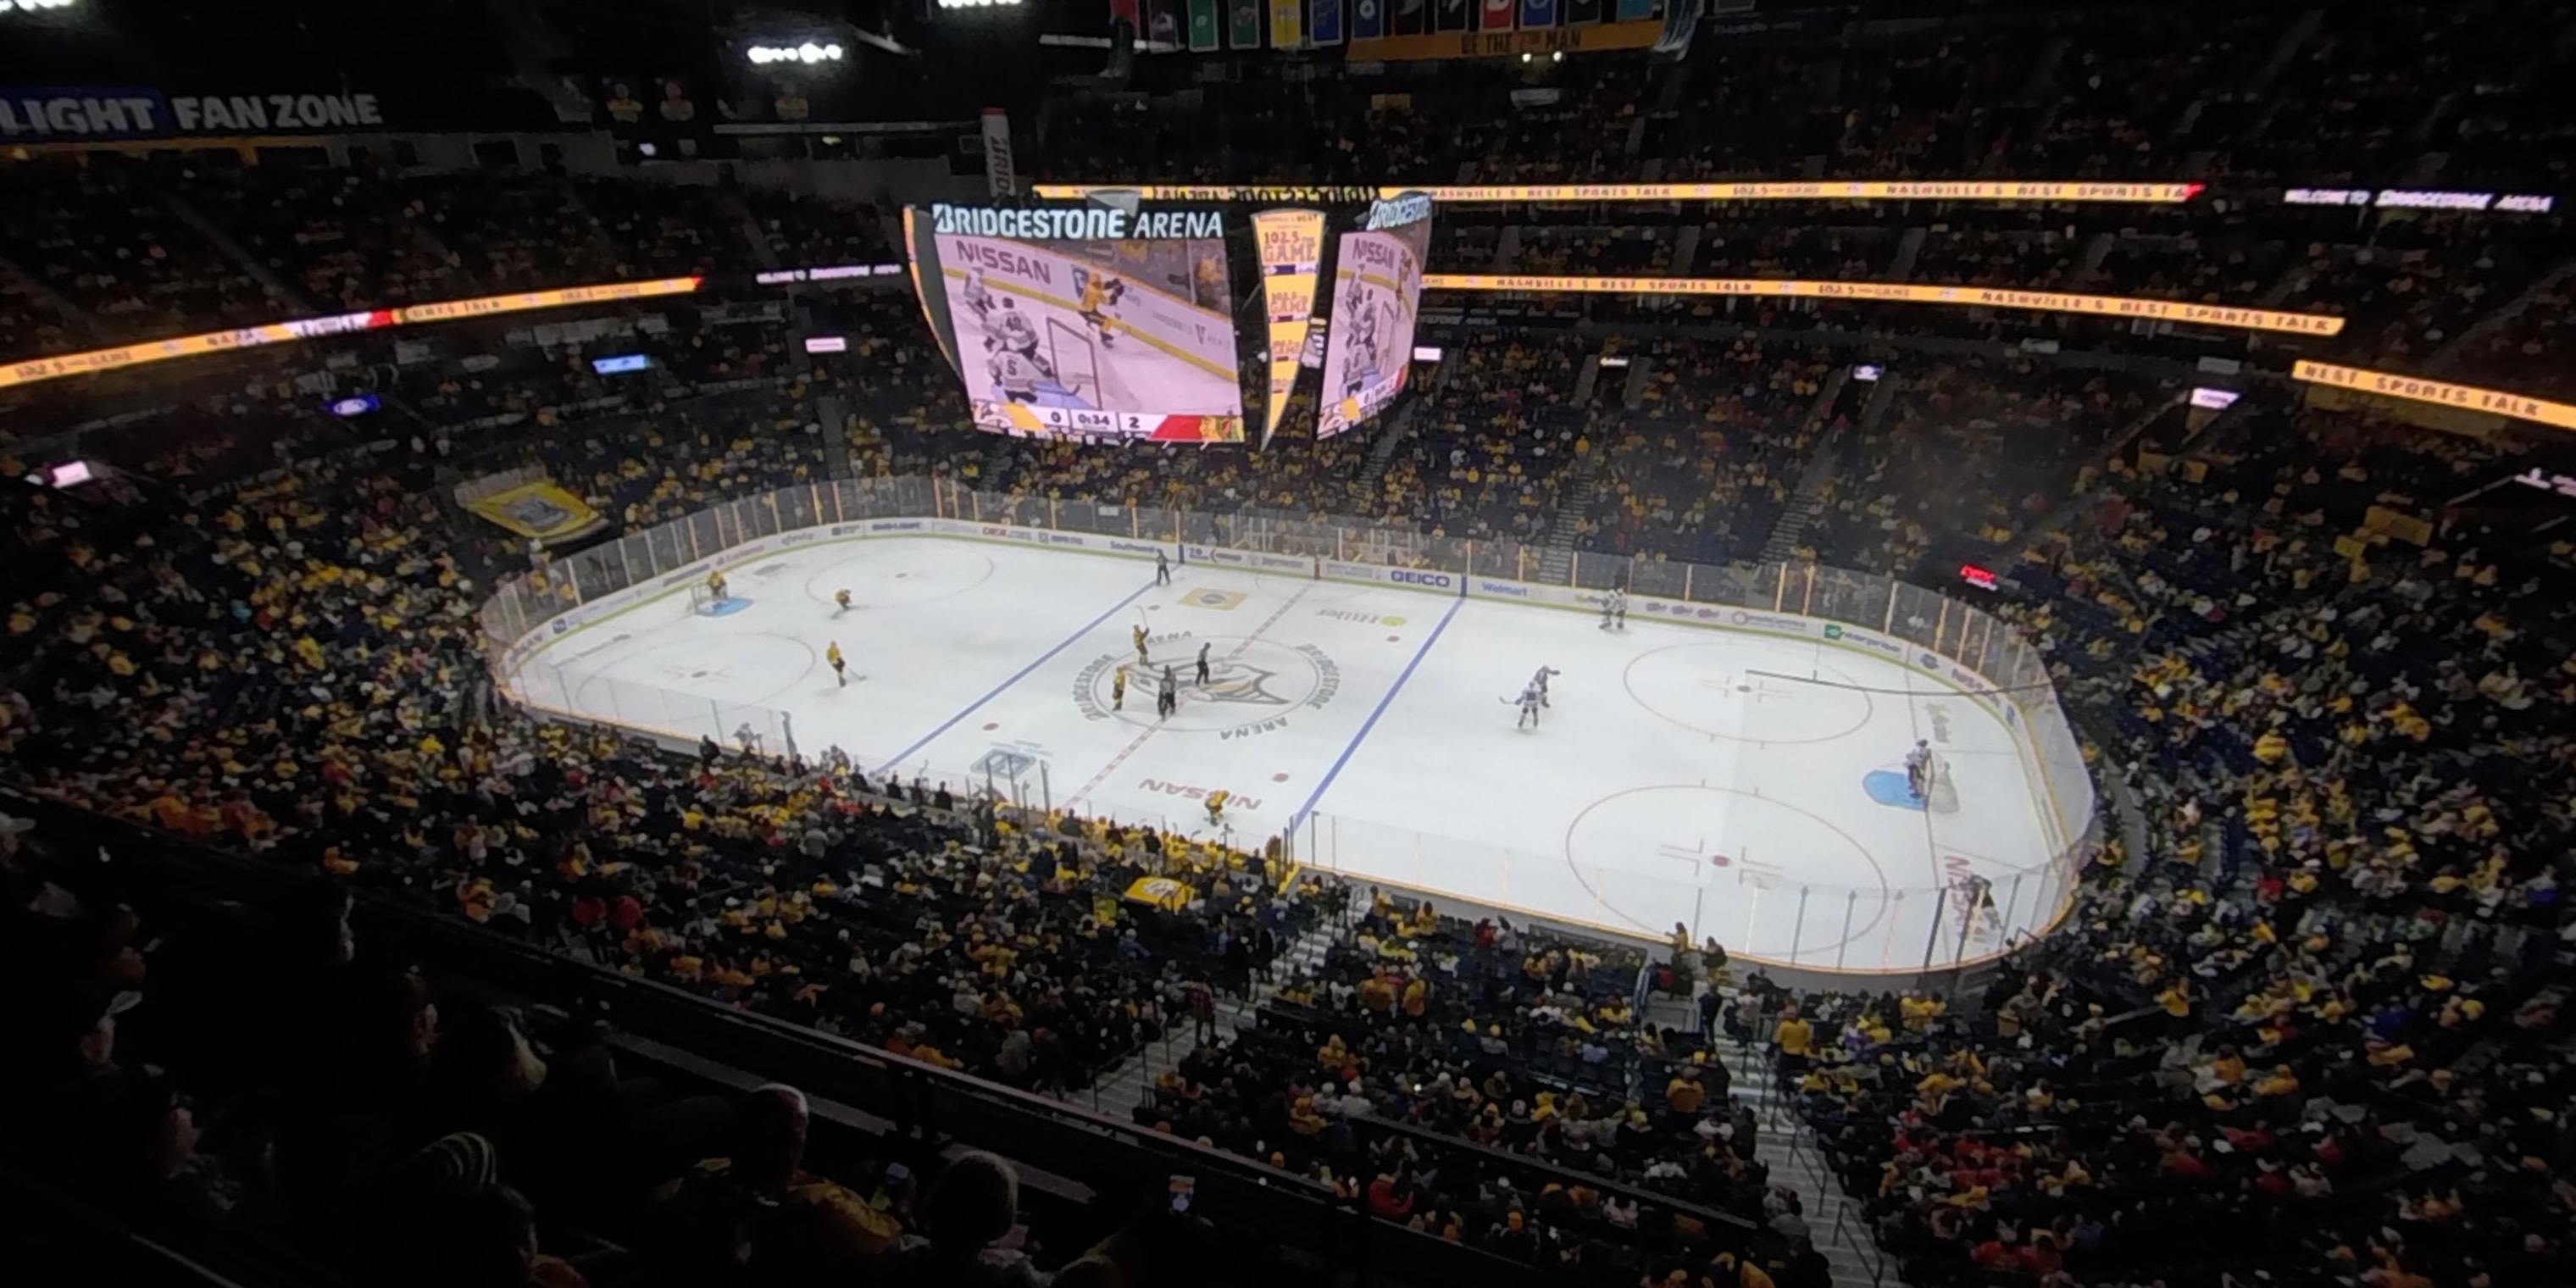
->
[1317, 193, 1433, 438]
[902, 203, 1246, 443]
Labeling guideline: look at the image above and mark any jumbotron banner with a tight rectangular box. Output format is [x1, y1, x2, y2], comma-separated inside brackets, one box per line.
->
[1423, 274, 2347, 337]
[2294, 360, 2576, 432]
[1032, 181, 2204, 206]
[902, 202, 1247, 443]
[1319, 194, 1433, 438]
[1, 277, 705, 391]
[1252, 208, 1325, 447]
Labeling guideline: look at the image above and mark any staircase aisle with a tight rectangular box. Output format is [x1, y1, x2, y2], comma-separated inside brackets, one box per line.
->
[1648, 993, 1897, 1288]
[1078, 897, 1357, 1123]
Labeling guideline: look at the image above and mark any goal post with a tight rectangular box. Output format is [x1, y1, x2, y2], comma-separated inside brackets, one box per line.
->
[686, 581, 724, 615]
[1046, 319, 1099, 403]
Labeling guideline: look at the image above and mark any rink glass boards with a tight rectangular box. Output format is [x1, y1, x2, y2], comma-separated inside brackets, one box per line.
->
[902, 203, 1248, 443]
[1316, 192, 1433, 438]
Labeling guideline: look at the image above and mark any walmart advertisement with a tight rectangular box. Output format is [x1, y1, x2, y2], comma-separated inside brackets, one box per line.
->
[1317, 193, 1432, 438]
[902, 203, 1246, 443]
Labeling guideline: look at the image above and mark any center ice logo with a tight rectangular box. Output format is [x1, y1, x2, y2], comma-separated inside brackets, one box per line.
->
[1070, 636, 1341, 738]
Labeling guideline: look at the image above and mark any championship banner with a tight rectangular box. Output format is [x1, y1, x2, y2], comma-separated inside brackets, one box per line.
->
[1, 276, 702, 392]
[1614, 0, 1653, 19]
[1395, 0, 1429, 35]
[1521, 0, 1555, 26]
[464, 480, 607, 543]
[1031, 180, 2204, 205]
[1436, 0, 1470, 32]
[1566, 0, 1602, 23]
[1269, 0, 1303, 47]
[1480, 0, 1515, 29]
[1230, 0, 1263, 46]
[1313, 0, 1345, 44]
[1355, 0, 1386, 37]
[1190, 0, 1222, 49]
[1424, 274, 2347, 336]
[2293, 360, 2576, 432]
[980, 108, 1016, 197]
[1252, 208, 1327, 447]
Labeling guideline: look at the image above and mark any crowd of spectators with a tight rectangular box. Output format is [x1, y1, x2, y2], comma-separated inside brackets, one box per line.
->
[0, 795, 1187, 1287]
[1746, 403, 2574, 1286]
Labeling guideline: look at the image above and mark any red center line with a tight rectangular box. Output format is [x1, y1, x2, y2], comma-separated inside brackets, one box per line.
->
[1064, 580, 1317, 809]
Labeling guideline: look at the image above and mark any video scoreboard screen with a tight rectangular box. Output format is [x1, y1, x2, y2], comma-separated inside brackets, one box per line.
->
[902, 203, 1247, 443]
[1317, 193, 1433, 438]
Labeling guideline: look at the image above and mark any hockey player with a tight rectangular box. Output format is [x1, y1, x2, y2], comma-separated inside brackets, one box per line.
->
[1132, 624, 1150, 667]
[1157, 666, 1179, 719]
[827, 641, 847, 688]
[986, 347, 1041, 404]
[1195, 641, 1211, 687]
[1613, 589, 1628, 630]
[1155, 549, 1171, 586]
[1111, 664, 1128, 711]
[1530, 664, 1560, 708]
[1203, 788, 1229, 829]
[985, 298, 1052, 377]
[1599, 591, 1616, 630]
[1340, 285, 1380, 398]
[1075, 269, 1124, 348]
[1905, 740, 1934, 800]
[962, 268, 994, 322]
[706, 569, 728, 606]
[1516, 683, 1543, 731]
[834, 588, 853, 617]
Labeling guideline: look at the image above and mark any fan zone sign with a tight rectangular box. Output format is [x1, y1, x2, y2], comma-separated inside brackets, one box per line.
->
[0, 87, 387, 141]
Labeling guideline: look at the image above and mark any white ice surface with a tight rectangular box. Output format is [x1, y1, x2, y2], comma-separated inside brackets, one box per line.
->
[510, 539, 2072, 969]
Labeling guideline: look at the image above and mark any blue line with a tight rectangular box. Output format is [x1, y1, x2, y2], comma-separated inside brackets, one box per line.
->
[1289, 594, 1463, 831]
[874, 580, 1154, 776]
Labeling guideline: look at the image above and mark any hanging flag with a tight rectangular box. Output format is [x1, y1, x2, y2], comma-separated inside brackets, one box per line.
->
[1564, 0, 1602, 24]
[1613, 0, 1654, 19]
[1251, 209, 1326, 447]
[1354, 0, 1385, 37]
[1230, 0, 1263, 46]
[1110, 0, 1140, 26]
[1392, 0, 1429, 34]
[1269, 0, 1302, 47]
[1434, 0, 1468, 31]
[1520, 0, 1554, 25]
[1312, 0, 1344, 44]
[1190, 0, 1221, 48]
[1148, 0, 1185, 47]
[1480, 0, 1515, 30]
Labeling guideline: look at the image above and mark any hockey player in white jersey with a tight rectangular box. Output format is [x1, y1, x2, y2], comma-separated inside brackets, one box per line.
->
[1515, 683, 1543, 730]
[985, 297, 1052, 378]
[987, 347, 1041, 403]
[962, 268, 994, 323]
[1593, 589, 1625, 630]
[1530, 664, 1560, 708]
[1340, 283, 1381, 398]
[1904, 739, 1934, 800]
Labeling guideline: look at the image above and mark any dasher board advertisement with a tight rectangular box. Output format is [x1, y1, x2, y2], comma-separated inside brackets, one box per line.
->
[906, 203, 1246, 444]
[1317, 193, 1431, 437]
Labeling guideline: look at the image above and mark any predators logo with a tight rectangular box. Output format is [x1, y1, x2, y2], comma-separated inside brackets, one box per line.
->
[1197, 660, 1293, 708]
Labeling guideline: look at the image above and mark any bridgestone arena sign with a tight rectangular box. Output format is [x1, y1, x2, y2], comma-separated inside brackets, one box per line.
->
[0, 87, 388, 141]
[926, 204, 1224, 241]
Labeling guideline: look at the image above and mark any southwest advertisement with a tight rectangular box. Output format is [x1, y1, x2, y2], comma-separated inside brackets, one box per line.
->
[1252, 208, 1326, 447]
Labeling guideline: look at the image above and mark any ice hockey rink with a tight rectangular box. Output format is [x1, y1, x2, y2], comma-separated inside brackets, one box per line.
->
[507, 537, 2079, 971]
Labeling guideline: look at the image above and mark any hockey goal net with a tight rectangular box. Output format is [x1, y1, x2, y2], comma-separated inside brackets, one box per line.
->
[1046, 319, 1100, 404]
[686, 581, 726, 615]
